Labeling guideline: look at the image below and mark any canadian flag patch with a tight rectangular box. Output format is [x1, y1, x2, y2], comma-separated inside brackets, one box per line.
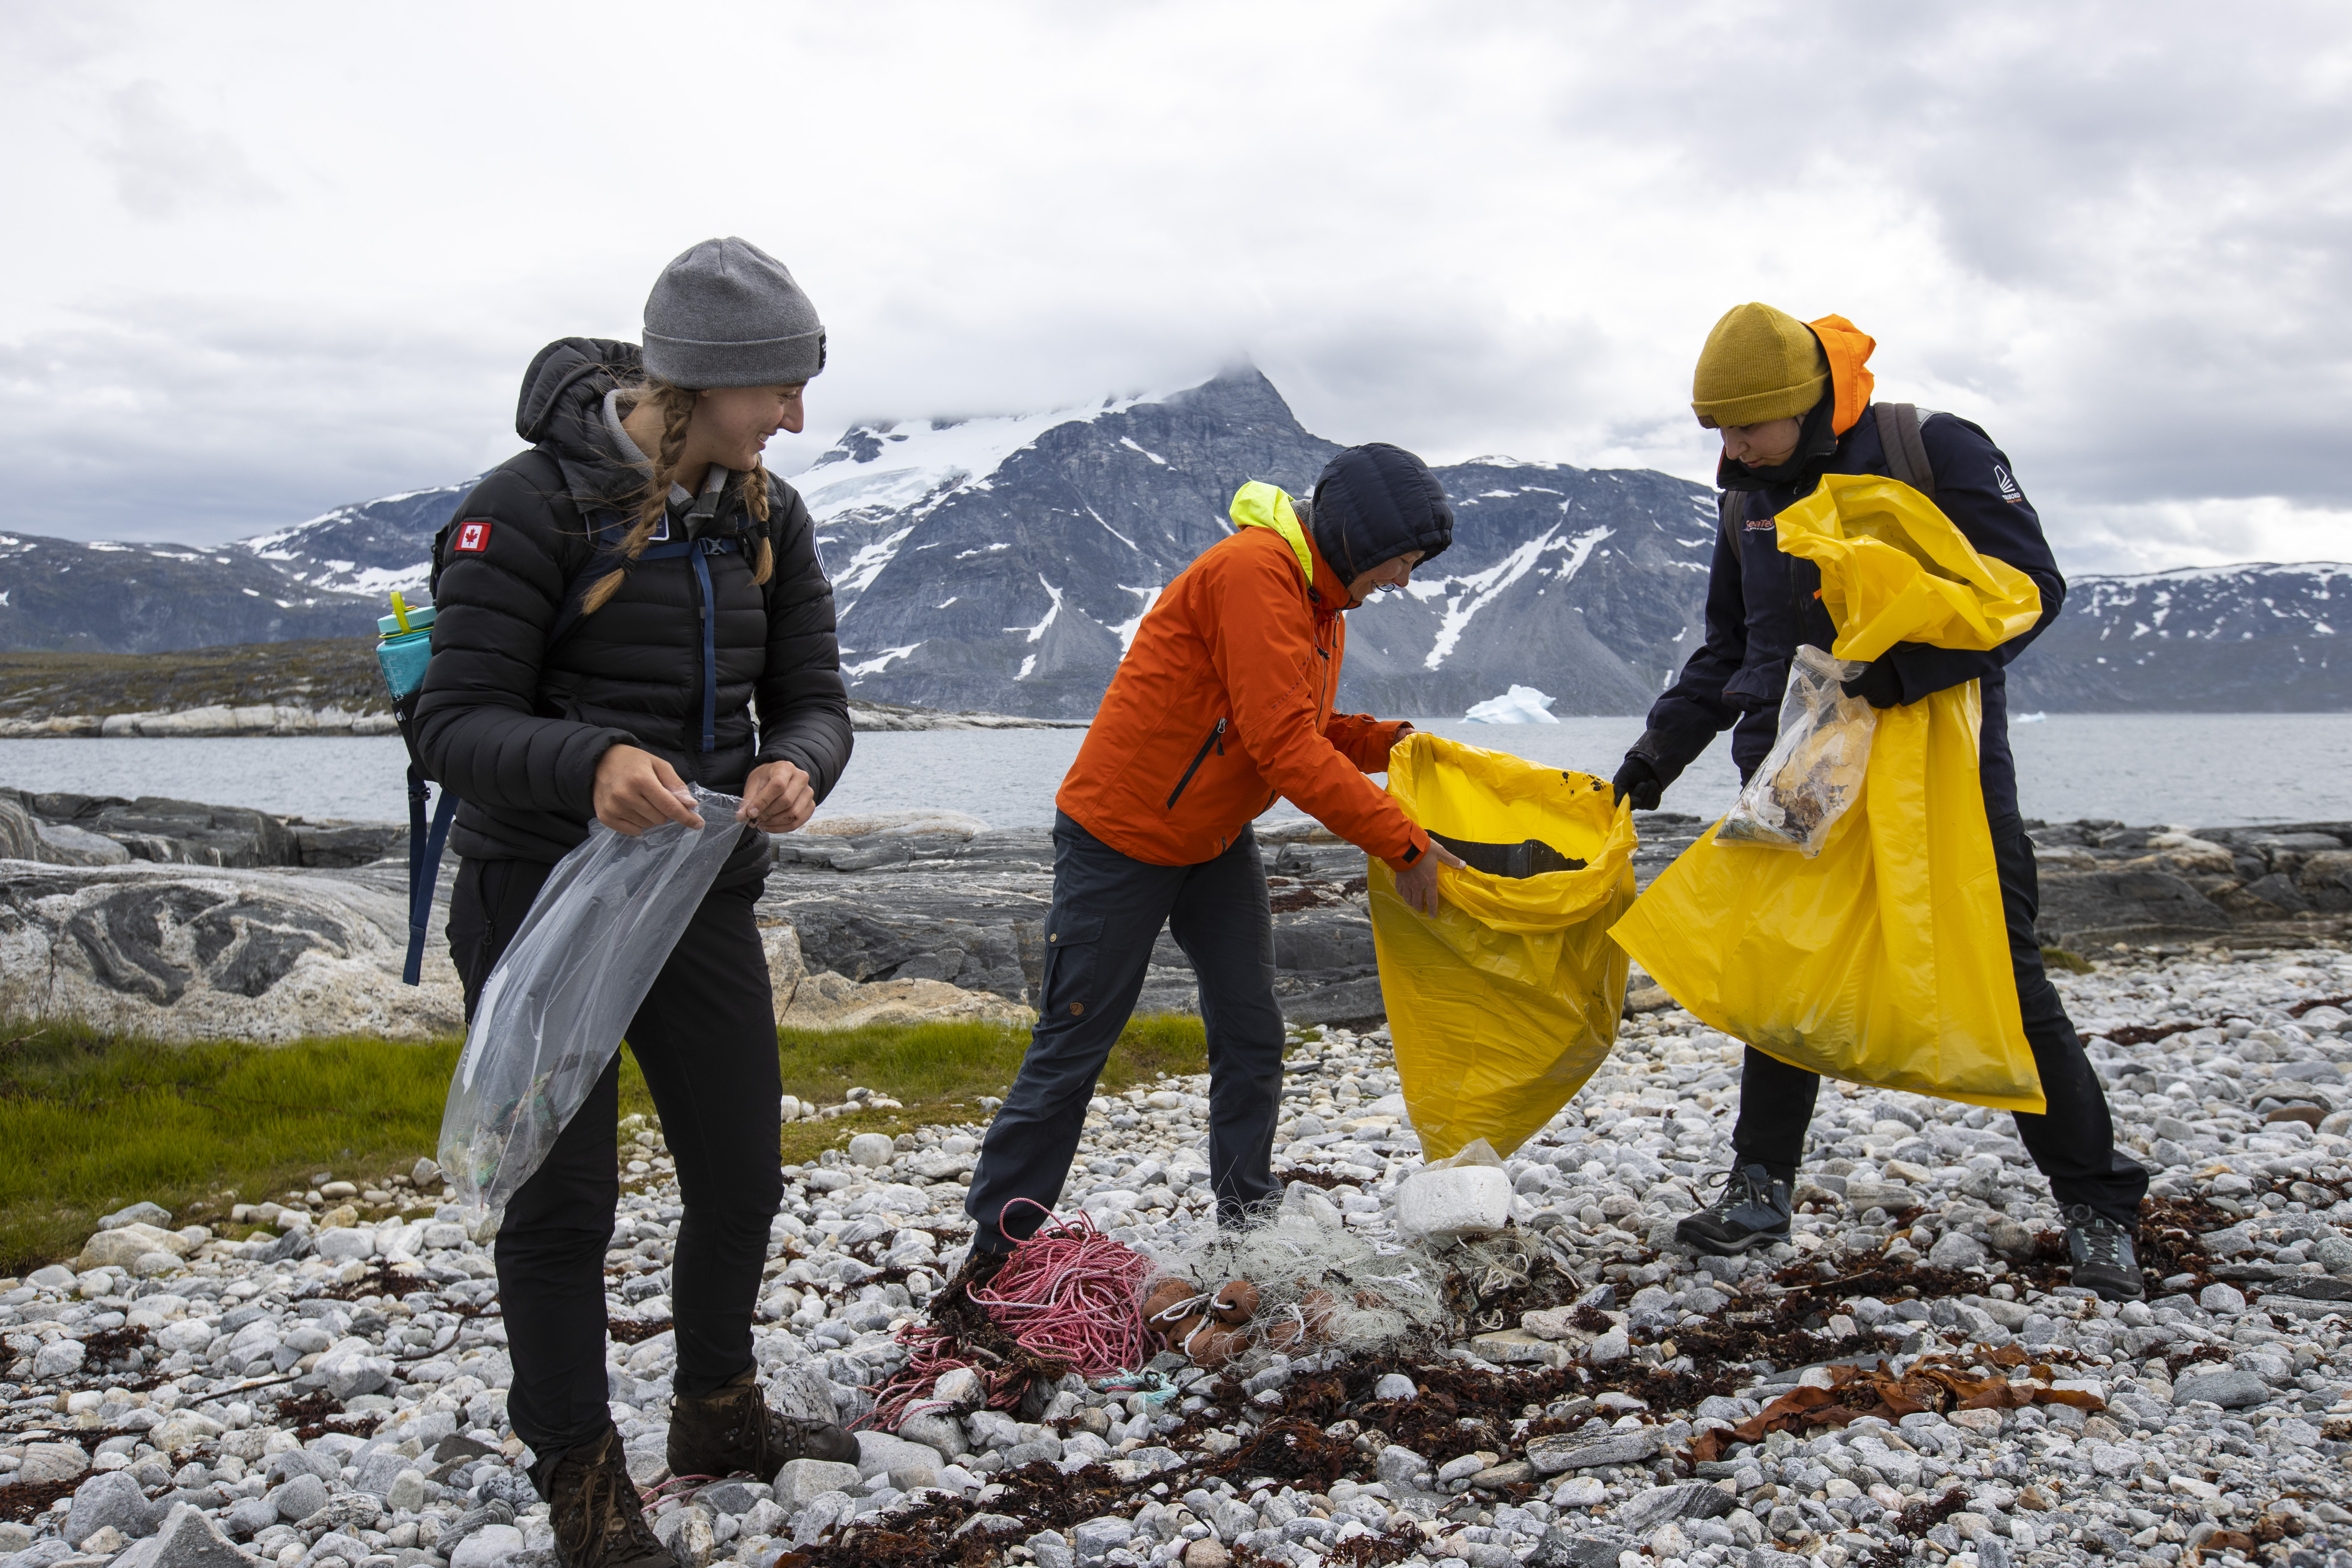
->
[453, 520, 492, 553]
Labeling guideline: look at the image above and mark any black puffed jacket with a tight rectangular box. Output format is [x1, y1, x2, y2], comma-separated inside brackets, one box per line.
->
[414, 337, 853, 883]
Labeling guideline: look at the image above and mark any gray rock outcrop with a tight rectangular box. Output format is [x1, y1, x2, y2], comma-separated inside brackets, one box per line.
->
[0, 859, 462, 1041]
[2027, 818, 2352, 944]
[11, 777, 2352, 1042]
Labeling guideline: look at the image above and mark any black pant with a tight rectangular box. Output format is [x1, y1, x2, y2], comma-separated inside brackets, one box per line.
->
[1730, 813, 2148, 1227]
[447, 857, 783, 1470]
[964, 814, 1286, 1251]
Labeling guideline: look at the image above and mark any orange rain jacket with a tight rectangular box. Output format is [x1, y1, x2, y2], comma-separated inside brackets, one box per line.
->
[1055, 483, 1432, 871]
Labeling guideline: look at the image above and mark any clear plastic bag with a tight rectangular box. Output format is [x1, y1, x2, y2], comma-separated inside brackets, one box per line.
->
[438, 786, 746, 1214]
[1717, 645, 1877, 857]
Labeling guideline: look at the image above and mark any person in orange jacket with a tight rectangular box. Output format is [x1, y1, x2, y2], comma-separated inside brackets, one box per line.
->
[964, 443, 1462, 1252]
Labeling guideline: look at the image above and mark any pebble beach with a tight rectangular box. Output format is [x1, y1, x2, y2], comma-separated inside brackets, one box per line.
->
[5, 945, 2352, 1568]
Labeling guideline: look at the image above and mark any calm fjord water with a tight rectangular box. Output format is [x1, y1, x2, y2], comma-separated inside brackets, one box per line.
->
[2, 713, 2348, 830]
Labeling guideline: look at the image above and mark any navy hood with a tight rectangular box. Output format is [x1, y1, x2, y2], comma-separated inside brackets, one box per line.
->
[1308, 443, 1452, 582]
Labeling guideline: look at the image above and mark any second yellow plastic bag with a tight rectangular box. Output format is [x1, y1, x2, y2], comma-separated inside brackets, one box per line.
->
[1369, 733, 1637, 1160]
[1610, 474, 2049, 1113]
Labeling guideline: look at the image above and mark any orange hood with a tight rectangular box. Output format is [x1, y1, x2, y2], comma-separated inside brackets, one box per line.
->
[1808, 315, 1877, 435]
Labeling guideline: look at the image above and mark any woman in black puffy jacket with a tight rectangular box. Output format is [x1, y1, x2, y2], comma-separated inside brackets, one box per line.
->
[416, 238, 855, 1568]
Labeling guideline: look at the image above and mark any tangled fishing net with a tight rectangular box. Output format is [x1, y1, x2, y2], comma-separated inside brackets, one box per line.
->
[864, 1194, 1583, 1432]
[1132, 1200, 1456, 1367]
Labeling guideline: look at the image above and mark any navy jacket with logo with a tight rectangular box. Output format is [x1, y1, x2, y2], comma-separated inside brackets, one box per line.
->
[1632, 407, 2062, 824]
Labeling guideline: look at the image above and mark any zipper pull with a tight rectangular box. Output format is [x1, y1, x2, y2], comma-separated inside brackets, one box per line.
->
[1213, 717, 1225, 754]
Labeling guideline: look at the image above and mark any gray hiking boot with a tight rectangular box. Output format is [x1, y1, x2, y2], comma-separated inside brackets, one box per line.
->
[2063, 1204, 2145, 1302]
[1675, 1163, 1792, 1256]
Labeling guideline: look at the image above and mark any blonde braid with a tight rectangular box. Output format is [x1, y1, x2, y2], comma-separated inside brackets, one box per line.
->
[582, 381, 697, 616]
[745, 456, 775, 585]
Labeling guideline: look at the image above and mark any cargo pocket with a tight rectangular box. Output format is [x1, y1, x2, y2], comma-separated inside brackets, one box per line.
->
[1039, 912, 1106, 1022]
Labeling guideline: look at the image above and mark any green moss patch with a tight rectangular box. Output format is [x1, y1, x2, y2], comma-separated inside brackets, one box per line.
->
[0, 1011, 1212, 1274]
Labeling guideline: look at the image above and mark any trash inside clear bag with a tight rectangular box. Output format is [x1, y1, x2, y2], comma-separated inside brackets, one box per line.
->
[1716, 645, 1877, 857]
[438, 786, 746, 1217]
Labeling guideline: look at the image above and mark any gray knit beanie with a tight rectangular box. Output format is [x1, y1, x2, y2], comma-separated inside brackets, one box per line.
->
[641, 237, 826, 389]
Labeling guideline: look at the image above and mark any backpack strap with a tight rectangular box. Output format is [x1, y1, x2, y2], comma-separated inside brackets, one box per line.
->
[401, 762, 458, 986]
[541, 473, 754, 652]
[1873, 402, 1937, 498]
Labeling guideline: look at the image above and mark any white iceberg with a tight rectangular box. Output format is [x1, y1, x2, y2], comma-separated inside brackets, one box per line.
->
[1462, 685, 1560, 724]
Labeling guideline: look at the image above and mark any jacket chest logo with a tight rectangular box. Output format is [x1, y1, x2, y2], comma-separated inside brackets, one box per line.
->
[1743, 515, 1777, 532]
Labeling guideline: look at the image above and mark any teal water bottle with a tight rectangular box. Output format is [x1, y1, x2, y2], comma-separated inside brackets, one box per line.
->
[376, 591, 438, 702]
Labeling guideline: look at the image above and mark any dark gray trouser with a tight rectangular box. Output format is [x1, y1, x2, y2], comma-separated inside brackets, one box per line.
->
[965, 812, 1286, 1251]
[1732, 811, 2150, 1228]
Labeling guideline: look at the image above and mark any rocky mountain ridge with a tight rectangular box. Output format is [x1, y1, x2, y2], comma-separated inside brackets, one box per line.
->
[1, 372, 2345, 712]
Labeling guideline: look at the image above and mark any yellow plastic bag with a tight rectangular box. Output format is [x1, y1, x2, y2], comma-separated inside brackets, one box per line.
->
[1609, 474, 2048, 1113]
[1369, 733, 1638, 1160]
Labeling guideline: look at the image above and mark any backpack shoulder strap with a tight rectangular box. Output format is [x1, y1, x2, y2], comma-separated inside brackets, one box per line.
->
[1872, 402, 1937, 498]
[1718, 489, 1746, 532]
[401, 763, 458, 986]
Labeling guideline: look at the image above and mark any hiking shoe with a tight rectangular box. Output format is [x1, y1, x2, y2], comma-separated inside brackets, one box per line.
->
[533, 1425, 676, 1568]
[668, 1365, 857, 1479]
[2063, 1204, 2145, 1302]
[1675, 1163, 1793, 1256]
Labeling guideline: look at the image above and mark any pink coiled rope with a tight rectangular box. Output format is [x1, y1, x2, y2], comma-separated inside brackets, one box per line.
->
[862, 1200, 1153, 1430]
[965, 1200, 1156, 1373]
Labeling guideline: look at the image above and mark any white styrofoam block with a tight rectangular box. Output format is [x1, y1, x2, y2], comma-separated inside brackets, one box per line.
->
[1394, 1166, 1513, 1242]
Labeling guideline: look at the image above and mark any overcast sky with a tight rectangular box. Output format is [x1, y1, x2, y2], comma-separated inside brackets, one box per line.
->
[4, 0, 2347, 575]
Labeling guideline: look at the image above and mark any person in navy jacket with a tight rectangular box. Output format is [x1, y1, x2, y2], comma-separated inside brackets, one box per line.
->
[1613, 303, 2148, 1301]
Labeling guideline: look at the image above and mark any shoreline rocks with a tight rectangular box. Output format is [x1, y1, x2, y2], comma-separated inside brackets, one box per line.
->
[0, 707, 402, 739]
[0, 858, 464, 1043]
[845, 701, 1086, 732]
[0, 701, 1083, 740]
[11, 785, 2352, 1043]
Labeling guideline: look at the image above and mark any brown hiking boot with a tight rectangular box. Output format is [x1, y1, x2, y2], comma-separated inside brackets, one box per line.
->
[668, 1366, 857, 1479]
[532, 1426, 677, 1568]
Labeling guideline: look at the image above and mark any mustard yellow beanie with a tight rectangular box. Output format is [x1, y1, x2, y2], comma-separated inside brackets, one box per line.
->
[1691, 303, 1828, 428]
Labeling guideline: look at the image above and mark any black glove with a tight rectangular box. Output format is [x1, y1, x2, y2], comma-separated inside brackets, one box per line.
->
[1611, 755, 1662, 811]
[1840, 660, 1905, 710]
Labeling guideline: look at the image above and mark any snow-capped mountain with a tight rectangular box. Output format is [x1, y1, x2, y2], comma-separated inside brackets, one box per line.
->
[0, 531, 379, 653]
[0, 480, 477, 653]
[2001, 562, 2352, 711]
[798, 369, 1716, 717]
[234, 479, 481, 598]
[1, 368, 2346, 715]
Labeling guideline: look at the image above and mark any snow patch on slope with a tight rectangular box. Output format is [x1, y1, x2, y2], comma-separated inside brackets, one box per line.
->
[797, 394, 1164, 527]
[1421, 525, 1613, 670]
[1112, 585, 1162, 653]
[1008, 578, 1065, 644]
[844, 644, 921, 679]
